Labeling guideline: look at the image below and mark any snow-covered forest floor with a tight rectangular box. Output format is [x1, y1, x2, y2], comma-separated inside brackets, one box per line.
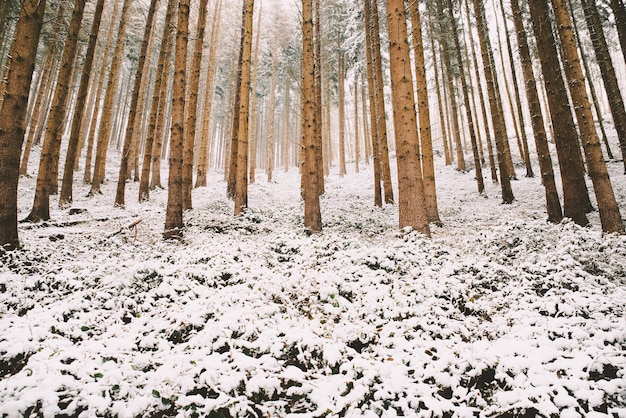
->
[1, 149, 626, 417]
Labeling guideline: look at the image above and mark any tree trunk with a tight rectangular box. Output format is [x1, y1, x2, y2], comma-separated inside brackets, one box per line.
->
[89, 0, 132, 195]
[115, 0, 159, 207]
[436, 0, 466, 172]
[428, 20, 452, 167]
[510, 0, 563, 223]
[195, 0, 222, 187]
[314, 0, 324, 195]
[164, 0, 190, 240]
[338, 50, 347, 177]
[140, 0, 176, 202]
[609, 0, 626, 70]
[354, 77, 360, 173]
[361, 78, 371, 165]
[302, 0, 322, 233]
[447, 0, 484, 193]
[580, 0, 626, 173]
[409, 0, 441, 223]
[472, 0, 514, 203]
[26, 0, 87, 222]
[0, 0, 46, 251]
[283, 73, 291, 172]
[528, 0, 591, 226]
[248, 4, 262, 185]
[363, 0, 382, 207]
[234, 0, 255, 216]
[267, 42, 278, 183]
[385, 0, 430, 236]
[552, 0, 624, 233]
[59, 0, 106, 207]
[370, 0, 394, 204]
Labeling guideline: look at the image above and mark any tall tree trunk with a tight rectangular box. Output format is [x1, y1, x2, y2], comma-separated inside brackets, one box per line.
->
[140, 0, 176, 202]
[89, 0, 132, 196]
[361, 77, 371, 165]
[302, 0, 322, 232]
[180, 0, 209, 209]
[447, 0, 484, 193]
[528, 0, 591, 226]
[59, 0, 106, 207]
[283, 73, 291, 172]
[26, 0, 87, 222]
[354, 76, 360, 173]
[428, 20, 452, 167]
[267, 42, 278, 183]
[195, 0, 222, 187]
[436, 0, 466, 172]
[370, 0, 394, 204]
[227, 42, 243, 199]
[338, 50, 347, 177]
[248, 3, 262, 185]
[498, 0, 534, 177]
[314, 0, 324, 195]
[363, 0, 382, 207]
[385, 0, 430, 236]
[552, 0, 624, 233]
[609, 0, 626, 69]
[472, 0, 514, 203]
[0, 0, 46, 251]
[510, 0, 562, 223]
[580, 0, 626, 173]
[409, 0, 440, 223]
[568, 0, 613, 160]
[115, 0, 159, 207]
[234, 0, 255, 216]
[164, 0, 190, 240]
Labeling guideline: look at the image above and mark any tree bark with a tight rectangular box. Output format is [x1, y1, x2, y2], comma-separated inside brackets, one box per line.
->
[528, 0, 591, 226]
[233, 0, 255, 216]
[580, 0, 626, 173]
[302, 0, 322, 233]
[510, 0, 562, 223]
[385, 0, 430, 236]
[89, 0, 132, 196]
[552, 0, 624, 233]
[59, 0, 106, 207]
[0, 0, 46, 250]
[164, 0, 190, 240]
[472, 0, 515, 203]
[26, 0, 87, 222]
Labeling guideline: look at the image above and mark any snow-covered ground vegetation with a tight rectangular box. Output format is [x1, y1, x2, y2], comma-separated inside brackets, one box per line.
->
[1, 154, 625, 417]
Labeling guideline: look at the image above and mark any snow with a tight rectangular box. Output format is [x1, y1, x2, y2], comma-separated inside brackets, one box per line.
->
[1, 149, 626, 417]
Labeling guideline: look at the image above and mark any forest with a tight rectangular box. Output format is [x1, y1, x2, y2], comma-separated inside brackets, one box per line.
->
[0, 0, 626, 416]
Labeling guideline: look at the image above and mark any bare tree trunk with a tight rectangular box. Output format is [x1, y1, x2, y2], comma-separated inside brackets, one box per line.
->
[552, 0, 624, 233]
[164, 0, 190, 240]
[0, 0, 46, 250]
[370, 0, 394, 204]
[59, 0, 106, 207]
[234, 0, 255, 215]
[314, 0, 324, 195]
[360, 77, 371, 165]
[89, 0, 132, 196]
[353, 76, 360, 173]
[283, 73, 291, 172]
[140, 0, 176, 201]
[428, 20, 452, 167]
[115, 0, 159, 207]
[528, 0, 591, 226]
[409, 0, 440, 223]
[26, 0, 87, 222]
[248, 3, 262, 185]
[267, 41, 278, 183]
[385, 0, 430, 236]
[580, 0, 626, 173]
[195, 0, 222, 187]
[302, 0, 322, 233]
[472, 0, 514, 203]
[338, 50, 347, 177]
[447, 0, 484, 193]
[510, 0, 562, 223]
[363, 0, 382, 207]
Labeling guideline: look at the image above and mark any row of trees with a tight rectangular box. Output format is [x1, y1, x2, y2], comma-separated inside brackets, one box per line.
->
[1, 0, 625, 250]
